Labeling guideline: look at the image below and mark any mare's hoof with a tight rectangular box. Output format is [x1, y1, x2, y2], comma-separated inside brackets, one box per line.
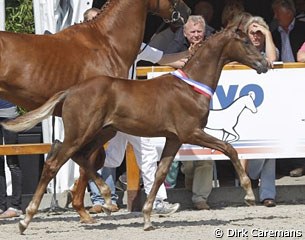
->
[80, 217, 97, 224]
[144, 223, 155, 231]
[19, 220, 27, 234]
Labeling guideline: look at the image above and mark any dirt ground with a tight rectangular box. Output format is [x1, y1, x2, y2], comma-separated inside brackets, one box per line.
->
[0, 203, 305, 240]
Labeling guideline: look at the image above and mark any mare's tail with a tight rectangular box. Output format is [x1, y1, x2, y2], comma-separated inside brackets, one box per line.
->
[1, 90, 69, 132]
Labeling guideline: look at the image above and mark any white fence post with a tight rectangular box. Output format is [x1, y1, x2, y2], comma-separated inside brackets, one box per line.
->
[0, 0, 5, 30]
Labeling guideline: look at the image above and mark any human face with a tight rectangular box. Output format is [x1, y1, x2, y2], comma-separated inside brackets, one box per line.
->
[183, 22, 205, 45]
[247, 23, 265, 51]
[273, 5, 294, 30]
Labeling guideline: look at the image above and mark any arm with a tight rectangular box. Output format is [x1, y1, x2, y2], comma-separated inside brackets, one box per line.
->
[157, 50, 189, 68]
[264, 30, 278, 62]
[257, 24, 278, 62]
[251, 23, 278, 62]
[297, 42, 305, 62]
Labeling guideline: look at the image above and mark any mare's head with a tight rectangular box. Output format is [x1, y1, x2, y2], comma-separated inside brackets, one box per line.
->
[221, 27, 269, 74]
[149, 0, 191, 26]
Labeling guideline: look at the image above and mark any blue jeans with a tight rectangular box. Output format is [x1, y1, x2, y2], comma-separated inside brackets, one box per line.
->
[89, 167, 118, 205]
[247, 159, 276, 202]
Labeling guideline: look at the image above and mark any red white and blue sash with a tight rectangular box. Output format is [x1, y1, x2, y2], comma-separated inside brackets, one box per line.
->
[171, 69, 214, 99]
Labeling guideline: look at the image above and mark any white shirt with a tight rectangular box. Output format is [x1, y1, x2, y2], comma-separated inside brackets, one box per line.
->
[129, 43, 163, 79]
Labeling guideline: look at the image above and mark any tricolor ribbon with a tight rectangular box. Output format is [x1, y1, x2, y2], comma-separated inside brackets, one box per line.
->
[171, 69, 214, 99]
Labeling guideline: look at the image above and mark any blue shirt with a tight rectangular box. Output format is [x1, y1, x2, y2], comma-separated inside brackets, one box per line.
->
[0, 99, 16, 109]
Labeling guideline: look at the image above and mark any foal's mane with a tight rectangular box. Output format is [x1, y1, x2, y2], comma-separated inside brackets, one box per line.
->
[185, 28, 234, 64]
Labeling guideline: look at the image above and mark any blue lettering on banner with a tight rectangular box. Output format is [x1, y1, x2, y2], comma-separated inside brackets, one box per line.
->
[210, 84, 264, 109]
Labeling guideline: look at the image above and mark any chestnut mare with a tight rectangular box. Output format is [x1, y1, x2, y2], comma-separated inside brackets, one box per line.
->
[0, 0, 190, 228]
[3, 27, 269, 232]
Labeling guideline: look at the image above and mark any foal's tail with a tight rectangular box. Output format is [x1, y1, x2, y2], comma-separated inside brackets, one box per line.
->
[1, 90, 69, 132]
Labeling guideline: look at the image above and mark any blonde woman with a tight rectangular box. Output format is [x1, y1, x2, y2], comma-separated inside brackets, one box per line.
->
[241, 16, 279, 207]
[244, 16, 279, 64]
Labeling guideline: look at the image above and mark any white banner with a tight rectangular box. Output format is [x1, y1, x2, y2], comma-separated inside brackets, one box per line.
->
[148, 66, 305, 160]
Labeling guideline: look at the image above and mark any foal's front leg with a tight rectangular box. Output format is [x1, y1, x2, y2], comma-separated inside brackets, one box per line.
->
[143, 138, 181, 231]
[189, 129, 255, 206]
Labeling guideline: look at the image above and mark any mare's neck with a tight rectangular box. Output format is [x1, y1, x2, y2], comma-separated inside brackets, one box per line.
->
[63, 0, 148, 74]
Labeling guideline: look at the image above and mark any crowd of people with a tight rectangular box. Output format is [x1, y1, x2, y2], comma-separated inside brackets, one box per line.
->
[1, 0, 305, 219]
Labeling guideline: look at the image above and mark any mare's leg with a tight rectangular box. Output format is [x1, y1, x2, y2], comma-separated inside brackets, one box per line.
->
[188, 128, 255, 205]
[143, 138, 181, 231]
[19, 140, 75, 234]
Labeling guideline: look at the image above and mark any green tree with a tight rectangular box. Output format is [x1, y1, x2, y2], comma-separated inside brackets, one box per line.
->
[5, 0, 34, 114]
[5, 0, 34, 33]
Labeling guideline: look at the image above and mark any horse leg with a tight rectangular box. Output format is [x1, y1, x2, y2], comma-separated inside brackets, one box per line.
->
[143, 138, 181, 231]
[70, 146, 107, 223]
[70, 168, 93, 223]
[188, 129, 255, 206]
[69, 129, 117, 220]
[19, 140, 74, 234]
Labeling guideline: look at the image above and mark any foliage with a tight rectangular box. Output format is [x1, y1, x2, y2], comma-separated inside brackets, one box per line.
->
[5, 0, 34, 114]
[5, 0, 34, 34]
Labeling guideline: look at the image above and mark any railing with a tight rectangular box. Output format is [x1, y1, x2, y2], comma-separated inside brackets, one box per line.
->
[0, 143, 51, 155]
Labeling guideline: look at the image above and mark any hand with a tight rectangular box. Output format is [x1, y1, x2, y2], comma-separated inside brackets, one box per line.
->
[188, 42, 202, 55]
[250, 23, 269, 36]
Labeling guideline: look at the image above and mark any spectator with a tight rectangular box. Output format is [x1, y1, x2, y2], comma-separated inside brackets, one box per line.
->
[149, 25, 180, 52]
[241, 16, 279, 207]
[193, 0, 216, 37]
[297, 41, 305, 61]
[244, 16, 279, 63]
[83, 8, 190, 216]
[271, 0, 305, 62]
[271, 0, 305, 177]
[165, 15, 206, 54]
[164, 15, 213, 210]
[0, 100, 23, 218]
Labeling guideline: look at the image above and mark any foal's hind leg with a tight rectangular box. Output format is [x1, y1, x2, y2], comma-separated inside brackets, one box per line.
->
[19, 140, 72, 234]
[70, 130, 117, 220]
[71, 146, 110, 223]
[188, 129, 255, 206]
[143, 138, 181, 231]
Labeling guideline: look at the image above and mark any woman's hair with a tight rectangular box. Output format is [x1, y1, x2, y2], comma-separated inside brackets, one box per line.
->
[244, 16, 269, 33]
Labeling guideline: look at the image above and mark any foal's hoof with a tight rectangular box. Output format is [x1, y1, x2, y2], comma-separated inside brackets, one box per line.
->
[244, 198, 256, 206]
[144, 223, 155, 231]
[19, 220, 27, 234]
[80, 217, 97, 224]
[101, 206, 111, 216]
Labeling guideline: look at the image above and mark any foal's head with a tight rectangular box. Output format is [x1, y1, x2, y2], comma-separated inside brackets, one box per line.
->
[222, 27, 269, 74]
